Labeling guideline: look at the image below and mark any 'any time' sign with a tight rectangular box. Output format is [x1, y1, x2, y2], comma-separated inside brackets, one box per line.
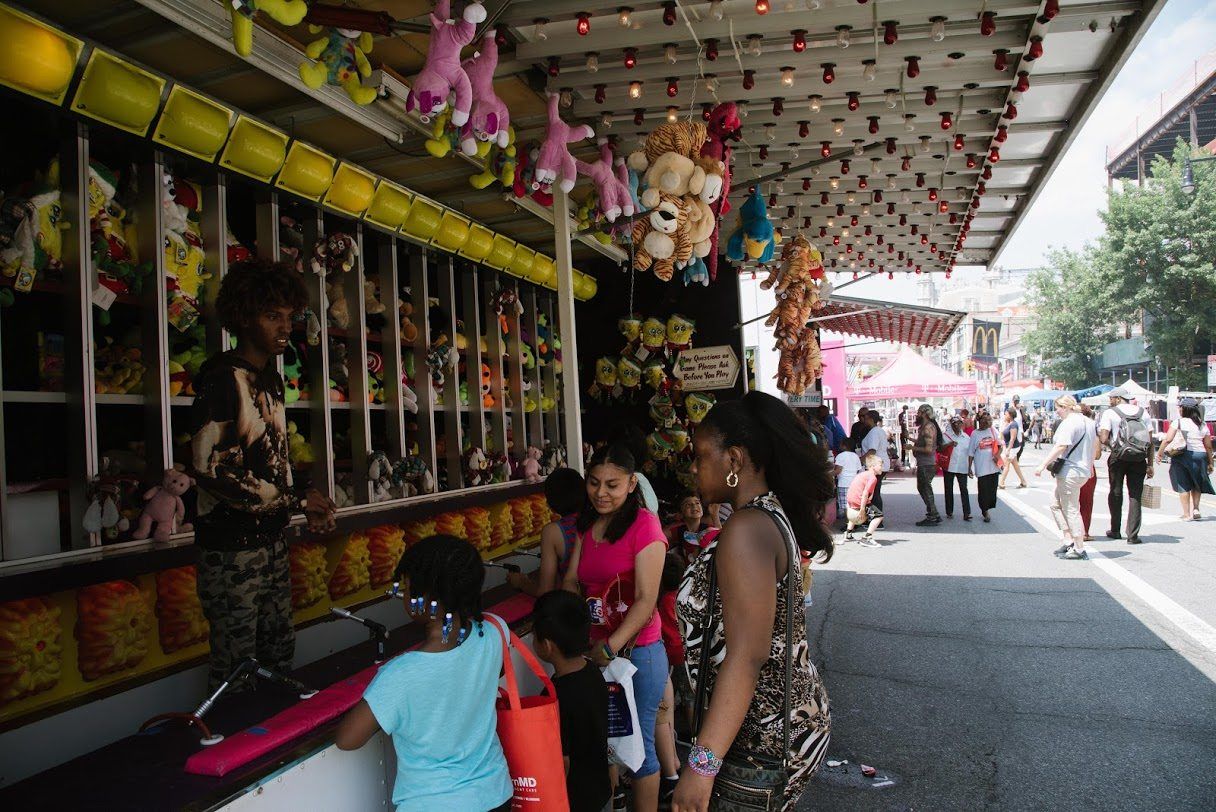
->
[675, 346, 741, 392]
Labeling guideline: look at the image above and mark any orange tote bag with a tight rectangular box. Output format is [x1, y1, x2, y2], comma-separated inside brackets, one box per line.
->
[488, 616, 570, 812]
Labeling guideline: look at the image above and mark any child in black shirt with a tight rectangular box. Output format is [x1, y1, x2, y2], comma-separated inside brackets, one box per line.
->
[532, 590, 610, 812]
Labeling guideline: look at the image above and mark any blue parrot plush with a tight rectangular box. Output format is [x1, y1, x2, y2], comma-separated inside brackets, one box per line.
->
[726, 187, 777, 264]
[683, 255, 709, 286]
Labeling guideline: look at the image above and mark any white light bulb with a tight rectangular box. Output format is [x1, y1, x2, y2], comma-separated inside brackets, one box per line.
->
[776, 180, 785, 194]
[829, 177, 839, 190]
[836, 27, 850, 49]
[747, 36, 762, 57]
[812, 165, 822, 176]
[841, 227, 849, 237]
[629, 80, 643, 99]
[766, 125, 776, 141]
[885, 90, 898, 109]
[863, 62, 877, 82]
[846, 192, 855, 204]
[833, 120, 844, 137]
[901, 191, 910, 204]
[827, 216, 835, 226]
[809, 96, 822, 113]
[791, 147, 800, 159]
[806, 0, 821, 8]
[862, 204, 871, 216]
[709, 0, 724, 21]
[738, 100, 749, 118]
[601, 112, 613, 128]
[914, 202, 923, 215]
[586, 53, 599, 73]
[705, 75, 719, 92]
[905, 116, 915, 133]
[666, 107, 678, 123]
[851, 259, 857, 268]
[618, 7, 632, 27]
[853, 142, 865, 157]
[887, 175, 897, 189]
[665, 44, 678, 65]
[559, 89, 572, 107]
[535, 20, 548, 40]
[781, 67, 795, 88]
[871, 158, 881, 174]
[919, 136, 931, 154]
[931, 18, 946, 42]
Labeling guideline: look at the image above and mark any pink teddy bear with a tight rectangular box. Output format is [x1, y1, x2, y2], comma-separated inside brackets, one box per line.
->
[461, 34, 510, 154]
[576, 139, 635, 223]
[520, 446, 543, 484]
[132, 468, 194, 543]
[534, 93, 594, 194]
[405, 0, 486, 126]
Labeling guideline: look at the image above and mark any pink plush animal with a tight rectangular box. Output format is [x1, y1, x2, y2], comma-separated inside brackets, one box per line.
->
[533, 93, 594, 194]
[700, 102, 742, 281]
[461, 34, 510, 153]
[576, 139, 635, 223]
[405, 0, 485, 126]
[520, 446, 543, 483]
[132, 468, 194, 542]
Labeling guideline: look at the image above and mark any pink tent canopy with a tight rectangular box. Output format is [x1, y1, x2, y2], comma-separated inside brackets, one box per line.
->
[847, 347, 978, 400]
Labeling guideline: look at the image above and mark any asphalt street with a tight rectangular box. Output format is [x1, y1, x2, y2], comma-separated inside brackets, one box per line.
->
[799, 447, 1216, 811]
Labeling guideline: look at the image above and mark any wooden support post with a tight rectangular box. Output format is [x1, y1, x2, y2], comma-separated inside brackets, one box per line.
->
[552, 190, 584, 471]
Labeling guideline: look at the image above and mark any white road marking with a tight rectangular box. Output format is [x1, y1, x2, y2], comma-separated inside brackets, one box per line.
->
[1000, 489, 1216, 658]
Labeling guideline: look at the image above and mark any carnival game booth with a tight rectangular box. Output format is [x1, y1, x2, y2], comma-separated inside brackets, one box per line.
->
[0, 0, 1162, 805]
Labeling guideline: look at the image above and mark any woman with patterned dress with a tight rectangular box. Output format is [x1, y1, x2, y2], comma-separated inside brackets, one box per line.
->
[673, 393, 835, 812]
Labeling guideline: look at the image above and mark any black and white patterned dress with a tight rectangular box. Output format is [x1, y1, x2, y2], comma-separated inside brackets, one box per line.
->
[676, 494, 831, 811]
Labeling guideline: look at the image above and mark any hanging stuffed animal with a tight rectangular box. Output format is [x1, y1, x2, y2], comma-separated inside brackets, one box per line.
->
[765, 235, 825, 395]
[665, 313, 695, 353]
[512, 143, 554, 206]
[685, 392, 716, 425]
[726, 187, 779, 265]
[463, 33, 511, 151]
[631, 193, 690, 282]
[640, 317, 666, 355]
[311, 231, 360, 275]
[0, 159, 66, 292]
[491, 286, 523, 335]
[576, 139, 634, 223]
[700, 102, 742, 281]
[587, 356, 619, 402]
[230, 0, 308, 57]
[534, 93, 594, 194]
[617, 356, 642, 396]
[298, 26, 378, 105]
[470, 136, 518, 189]
[405, 0, 485, 126]
[682, 195, 714, 287]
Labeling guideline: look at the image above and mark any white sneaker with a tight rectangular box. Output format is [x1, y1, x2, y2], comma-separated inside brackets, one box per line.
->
[858, 535, 881, 548]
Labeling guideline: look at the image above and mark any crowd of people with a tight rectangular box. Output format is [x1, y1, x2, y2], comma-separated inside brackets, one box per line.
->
[337, 391, 837, 812]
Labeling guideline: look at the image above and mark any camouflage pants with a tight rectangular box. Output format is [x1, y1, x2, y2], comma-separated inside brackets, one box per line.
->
[197, 536, 295, 691]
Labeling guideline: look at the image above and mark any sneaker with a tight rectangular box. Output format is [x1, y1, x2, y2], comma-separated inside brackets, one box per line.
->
[1062, 547, 1089, 560]
[1126, 537, 1142, 545]
[963, 515, 973, 521]
[858, 535, 881, 548]
[1106, 530, 1122, 540]
[1052, 544, 1072, 556]
[915, 517, 941, 527]
[612, 788, 627, 811]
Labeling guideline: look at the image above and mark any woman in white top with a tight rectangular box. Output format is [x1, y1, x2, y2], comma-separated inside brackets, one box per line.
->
[1035, 395, 1097, 560]
[967, 413, 1005, 522]
[1155, 399, 1215, 520]
[942, 415, 973, 520]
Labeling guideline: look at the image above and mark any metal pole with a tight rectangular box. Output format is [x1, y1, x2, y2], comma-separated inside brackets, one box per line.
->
[552, 190, 584, 471]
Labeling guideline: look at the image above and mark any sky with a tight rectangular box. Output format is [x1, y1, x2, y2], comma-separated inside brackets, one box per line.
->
[833, 0, 1216, 307]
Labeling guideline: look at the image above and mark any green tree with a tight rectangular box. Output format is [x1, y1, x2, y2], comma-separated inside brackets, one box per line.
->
[1093, 142, 1216, 389]
[1024, 248, 1116, 388]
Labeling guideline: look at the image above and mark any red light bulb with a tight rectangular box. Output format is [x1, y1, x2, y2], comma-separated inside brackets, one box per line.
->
[702, 103, 713, 121]
[547, 56, 560, 77]
[911, 224, 919, 235]
[899, 214, 907, 226]
[624, 48, 637, 69]
[667, 78, 679, 97]
[939, 200, 949, 213]
[850, 215, 859, 226]
[769, 192, 777, 206]
[965, 153, 977, 168]
[847, 92, 860, 112]
[1004, 102, 1018, 120]
[772, 98, 784, 116]
[577, 12, 591, 36]
[759, 145, 769, 159]
[920, 234, 928, 245]
[901, 156, 912, 171]
[883, 20, 899, 45]
[833, 235, 841, 246]
[840, 159, 850, 174]
[846, 243, 854, 254]
[705, 39, 719, 61]
[971, 197, 981, 209]
[743, 70, 755, 90]
[925, 86, 938, 106]
[980, 11, 996, 36]
[821, 142, 832, 158]
[663, 2, 677, 25]
[916, 172, 926, 187]
[1043, 0, 1059, 21]
[949, 212, 958, 224]
[858, 175, 868, 189]
[868, 116, 880, 134]
[940, 111, 953, 130]
[928, 187, 938, 201]
[853, 271, 859, 279]
[799, 121, 810, 138]
[887, 202, 896, 215]
[865, 224, 873, 236]
[792, 29, 806, 53]
[953, 133, 965, 151]
[1016, 71, 1030, 93]
[802, 178, 811, 191]
[874, 190, 883, 203]
[787, 205, 796, 219]
[994, 49, 1009, 72]
[982, 166, 993, 180]
[836, 204, 845, 216]
[822, 63, 836, 84]
[634, 109, 645, 125]
[929, 242, 937, 253]
[888, 271, 894, 279]
[594, 84, 606, 104]
[495, 25, 507, 46]
[995, 125, 1008, 143]
[1027, 36, 1043, 61]
[755, 0, 769, 14]
[821, 191, 830, 204]
[906, 56, 920, 79]
[886, 137, 897, 154]
[820, 226, 828, 238]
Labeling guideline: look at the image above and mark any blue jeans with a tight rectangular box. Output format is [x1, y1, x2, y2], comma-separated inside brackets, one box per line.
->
[629, 640, 669, 778]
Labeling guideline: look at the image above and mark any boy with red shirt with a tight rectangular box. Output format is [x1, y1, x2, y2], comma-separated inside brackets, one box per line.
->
[846, 452, 885, 548]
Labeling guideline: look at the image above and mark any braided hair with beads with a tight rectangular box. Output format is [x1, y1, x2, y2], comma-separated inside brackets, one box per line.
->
[394, 535, 487, 636]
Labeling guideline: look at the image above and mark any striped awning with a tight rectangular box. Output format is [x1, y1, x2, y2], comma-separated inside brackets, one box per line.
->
[813, 295, 964, 348]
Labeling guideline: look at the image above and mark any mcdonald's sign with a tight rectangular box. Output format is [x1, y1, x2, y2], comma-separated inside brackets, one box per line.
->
[971, 320, 1001, 362]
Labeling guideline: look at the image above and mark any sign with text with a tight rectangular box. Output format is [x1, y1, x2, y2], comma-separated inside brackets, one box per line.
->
[787, 391, 823, 408]
[1208, 355, 1216, 387]
[675, 345, 740, 391]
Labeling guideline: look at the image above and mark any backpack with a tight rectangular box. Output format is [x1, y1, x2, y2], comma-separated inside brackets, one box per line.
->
[1110, 407, 1152, 461]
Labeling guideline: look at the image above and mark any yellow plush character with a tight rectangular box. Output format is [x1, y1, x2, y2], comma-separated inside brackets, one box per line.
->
[298, 27, 377, 105]
[641, 317, 666, 352]
[594, 357, 618, 388]
[617, 356, 642, 390]
[618, 315, 642, 344]
[231, 0, 308, 58]
[685, 392, 716, 424]
[424, 108, 457, 158]
[665, 313, 695, 350]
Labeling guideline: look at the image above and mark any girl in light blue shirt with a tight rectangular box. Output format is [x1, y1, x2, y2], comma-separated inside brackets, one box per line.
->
[337, 536, 513, 812]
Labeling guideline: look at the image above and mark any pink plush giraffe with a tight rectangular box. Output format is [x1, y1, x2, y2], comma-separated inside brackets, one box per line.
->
[576, 139, 635, 223]
[405, 0, 485, 126]
[533, 93, 594, 194]
[461, 34, 510, 154]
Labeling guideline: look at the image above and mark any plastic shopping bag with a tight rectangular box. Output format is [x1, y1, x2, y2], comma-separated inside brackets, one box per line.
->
[602, 656, 643, 772]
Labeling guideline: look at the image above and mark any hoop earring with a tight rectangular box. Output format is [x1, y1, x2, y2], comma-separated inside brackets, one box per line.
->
[726, 470, 739, 488]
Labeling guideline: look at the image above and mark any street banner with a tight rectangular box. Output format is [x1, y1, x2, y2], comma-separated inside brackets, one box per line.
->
[970, 320, 1001, 363]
